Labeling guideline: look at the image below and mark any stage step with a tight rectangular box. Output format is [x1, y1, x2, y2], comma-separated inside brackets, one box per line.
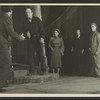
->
[13, 70, 59, 84]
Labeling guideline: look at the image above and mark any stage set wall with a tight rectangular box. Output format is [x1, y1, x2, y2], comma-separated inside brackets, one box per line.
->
[0, 6, 100, 75]
[45, 6, 100, 75]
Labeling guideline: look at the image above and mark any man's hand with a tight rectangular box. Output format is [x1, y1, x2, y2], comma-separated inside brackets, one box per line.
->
[61, 50, 64, 56]
[96, 51, 99, 55]
[89, 48, 91, 51]
[21, 33, 25, 40]
[71, 47, 74, 52]
[40, 37, 44, 44]
[27, 31, 31, 39]
[81, 49, 84, 54]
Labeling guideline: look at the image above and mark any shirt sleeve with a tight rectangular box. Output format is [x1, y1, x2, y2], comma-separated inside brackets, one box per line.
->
[21, 21, 27, 37]
[96, 33, 100, 53]
[4, 17, 22, 41]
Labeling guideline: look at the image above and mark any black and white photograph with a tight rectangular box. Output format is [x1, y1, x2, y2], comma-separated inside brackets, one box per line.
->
[1, 3, 100, 96]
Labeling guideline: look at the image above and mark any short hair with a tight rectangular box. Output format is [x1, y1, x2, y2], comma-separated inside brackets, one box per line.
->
[1, 6, 13, 13]
[54, 29, 60, 34]
[25, 7, 33, 12]
[77, 29, 80, 31]
[91, 23, 97, 27]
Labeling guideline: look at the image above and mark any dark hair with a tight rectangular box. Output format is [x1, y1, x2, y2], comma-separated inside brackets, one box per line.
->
[1, 6, 13, 13]
[25, 7, 33, 12]
[54, 29, 60, 34]
[76, 29, 80, 32]
[91, 23, 97, 27]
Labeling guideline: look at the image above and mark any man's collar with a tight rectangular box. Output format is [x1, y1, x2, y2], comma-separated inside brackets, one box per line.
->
[94, 31, 97, 34]
[27, 16, 35, 22]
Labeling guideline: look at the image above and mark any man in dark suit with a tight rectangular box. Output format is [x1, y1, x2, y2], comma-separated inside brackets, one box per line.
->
[91, 23, 100, 77]
[22, 7, 47, 75]
[0, 6, 25, 92]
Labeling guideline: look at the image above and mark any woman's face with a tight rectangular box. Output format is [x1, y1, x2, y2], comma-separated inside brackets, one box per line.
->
[77, 30, 80, 37]
[54, 30, 59, 37]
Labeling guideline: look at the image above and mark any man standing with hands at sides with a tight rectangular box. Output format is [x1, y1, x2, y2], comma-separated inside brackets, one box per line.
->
[0, 6, 25, 92]
[91, 23, 100, 77]
[22, 7, 46, 75]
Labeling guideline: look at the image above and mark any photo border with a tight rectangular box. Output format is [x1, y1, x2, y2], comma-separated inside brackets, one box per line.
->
[0, 1, 100, 97]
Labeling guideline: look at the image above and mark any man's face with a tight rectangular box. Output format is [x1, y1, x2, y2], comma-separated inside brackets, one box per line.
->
[26, 8, 33, 19]
[10, 10, 13, 17]
[8, 10, 13, 17]
[91, 25, 97, 32]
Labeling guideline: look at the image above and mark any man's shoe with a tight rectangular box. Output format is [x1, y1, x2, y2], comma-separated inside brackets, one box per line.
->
[95, 75, 100, 78]
[26, 73, 30, 76]
[39, 71, 44, 75]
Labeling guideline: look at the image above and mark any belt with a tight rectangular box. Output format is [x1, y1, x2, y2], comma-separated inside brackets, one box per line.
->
[32, 35, 40, 37]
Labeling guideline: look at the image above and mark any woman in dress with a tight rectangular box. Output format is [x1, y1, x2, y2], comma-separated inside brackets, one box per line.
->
[49, 29, 64, 73]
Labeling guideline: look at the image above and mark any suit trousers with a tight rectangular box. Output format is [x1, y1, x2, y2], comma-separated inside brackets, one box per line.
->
[27, 38, 46, 73]
[92, 54, 100, 76]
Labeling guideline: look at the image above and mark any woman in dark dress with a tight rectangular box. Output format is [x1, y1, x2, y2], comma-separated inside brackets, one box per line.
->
[49, 29, 64, 73]
[0, 6, 25, 92]
[72, 29, 84, 75]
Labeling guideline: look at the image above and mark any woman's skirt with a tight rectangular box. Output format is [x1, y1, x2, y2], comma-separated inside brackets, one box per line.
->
[51, 47, 61, 68]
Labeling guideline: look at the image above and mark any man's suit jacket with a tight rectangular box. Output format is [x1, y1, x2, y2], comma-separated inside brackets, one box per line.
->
[0, 13, 22, 50]
[91, 31, 100, 55]
[22, 16, 45, 40]
[0, 13, 22, 88]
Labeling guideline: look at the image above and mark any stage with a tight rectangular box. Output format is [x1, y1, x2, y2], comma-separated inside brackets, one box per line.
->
[3, 75, 100, 94]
